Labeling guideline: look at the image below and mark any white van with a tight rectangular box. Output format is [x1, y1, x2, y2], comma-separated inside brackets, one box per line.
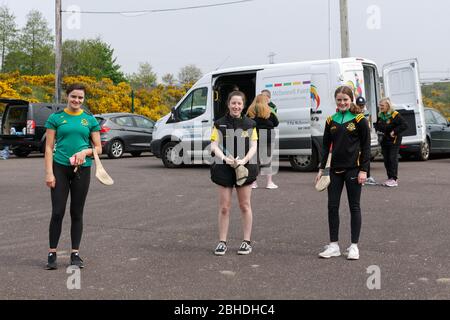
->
[150, 57, 426, 171]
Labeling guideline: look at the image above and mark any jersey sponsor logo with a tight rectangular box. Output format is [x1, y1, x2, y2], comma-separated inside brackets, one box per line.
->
[346, 122, 356, 132]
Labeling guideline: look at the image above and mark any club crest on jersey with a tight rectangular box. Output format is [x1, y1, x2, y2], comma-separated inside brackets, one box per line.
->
[346, 123, 356, 132]
[81, 119, 89, 126]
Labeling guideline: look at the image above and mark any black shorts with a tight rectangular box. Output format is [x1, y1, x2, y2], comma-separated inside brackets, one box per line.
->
[210, 163, 258, 188]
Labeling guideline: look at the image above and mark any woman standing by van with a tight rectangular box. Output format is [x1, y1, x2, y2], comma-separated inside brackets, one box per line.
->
[315, 86, 371, 260]
[247, 93, 279, 189]
[44, 83, 101, 269]
[210, 91, 258, 255]
[375, 97, 408, 187]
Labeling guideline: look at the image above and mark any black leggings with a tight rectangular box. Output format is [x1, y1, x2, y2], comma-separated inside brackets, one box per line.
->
[381, 144, 400, 180]
[49, 162, 91, 250]
[327, 168, 362, 244]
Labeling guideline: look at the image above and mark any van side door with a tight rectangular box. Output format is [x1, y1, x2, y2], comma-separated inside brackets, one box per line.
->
[383, 59, 426, 146]
[256, 67, 312, 156]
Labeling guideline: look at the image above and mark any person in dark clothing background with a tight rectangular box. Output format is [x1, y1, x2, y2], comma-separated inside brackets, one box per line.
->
[247, 94, 279, 189]
[315, 86, 371, 260]
[261, 89, 277, 114]
[375, 97, 408, 187]
[355, 96, 377, 185]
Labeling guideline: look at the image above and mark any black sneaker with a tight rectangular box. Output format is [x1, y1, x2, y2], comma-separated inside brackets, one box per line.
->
[70, 252, 84, 268]
[46, 252, 57, 270]
[237, 241, 252, 255]
[214, 241, 227, 256]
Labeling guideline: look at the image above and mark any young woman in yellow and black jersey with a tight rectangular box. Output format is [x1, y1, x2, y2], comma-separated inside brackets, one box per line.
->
[210, 91, 258, 256]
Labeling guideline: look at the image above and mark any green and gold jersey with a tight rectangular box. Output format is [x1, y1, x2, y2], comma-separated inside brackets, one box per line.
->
[45, 109, 100, 167]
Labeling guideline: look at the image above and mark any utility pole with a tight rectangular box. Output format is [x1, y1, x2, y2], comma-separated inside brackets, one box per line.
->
[55, 0, 62, 103]
[339, 0, 350, 58]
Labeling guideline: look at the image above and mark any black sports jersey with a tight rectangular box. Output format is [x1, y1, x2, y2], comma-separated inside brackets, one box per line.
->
[210, 114, 258, 187]
[320, 110, 371, 172]
[375, 111, 408, 146]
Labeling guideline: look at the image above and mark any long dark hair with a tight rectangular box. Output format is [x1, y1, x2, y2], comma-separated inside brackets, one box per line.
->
[334, 86, 362, 114]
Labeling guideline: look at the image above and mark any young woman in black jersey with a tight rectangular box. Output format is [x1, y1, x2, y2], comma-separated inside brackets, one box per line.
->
[315, 86, 371, 260]
[375, 97, 408, 187]
[210, 91, 258, 256]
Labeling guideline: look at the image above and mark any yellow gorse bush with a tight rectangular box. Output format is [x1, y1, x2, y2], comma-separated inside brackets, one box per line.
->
[0, 73, 190, 120]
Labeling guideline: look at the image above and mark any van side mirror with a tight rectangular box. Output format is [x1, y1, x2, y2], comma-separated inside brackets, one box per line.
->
[170, 107, 177, 121]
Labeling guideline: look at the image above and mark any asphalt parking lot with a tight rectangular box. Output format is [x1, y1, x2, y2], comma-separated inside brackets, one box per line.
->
[0, 153, 449, 300]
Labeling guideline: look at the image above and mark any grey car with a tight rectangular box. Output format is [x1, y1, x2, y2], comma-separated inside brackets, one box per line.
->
[400, 107, 450, 160]
[95, 113, 155, 159]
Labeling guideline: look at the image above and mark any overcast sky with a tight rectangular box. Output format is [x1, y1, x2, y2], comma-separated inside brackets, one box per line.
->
[3, 0, 450, 81]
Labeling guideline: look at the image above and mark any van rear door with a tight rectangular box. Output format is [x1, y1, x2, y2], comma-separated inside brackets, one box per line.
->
[382, 59, 426, 145]
[256, 67, 312, 156]
[0, 99, 29, 136]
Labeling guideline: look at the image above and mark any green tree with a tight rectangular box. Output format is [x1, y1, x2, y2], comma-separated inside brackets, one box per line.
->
[127, 62, 157, 90]
[4, 10, 54, 74]
[62, 38, 126, 83]
[178, 64, 202, 85]
[162, 73, 176, 86]
[0, 5, 18, 72]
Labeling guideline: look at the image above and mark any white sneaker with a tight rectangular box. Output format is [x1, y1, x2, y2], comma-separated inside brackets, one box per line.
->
[318, 243, 341, 258]
[386, 179, 398, 187]
[266, 182, 278, 189]
[251, 181, 258, 189]
[346, 245, 360, 260]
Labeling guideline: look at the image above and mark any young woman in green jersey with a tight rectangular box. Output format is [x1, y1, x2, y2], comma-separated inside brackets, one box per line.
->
[315, 86, 371, 260]
[44, 83, 102, 270]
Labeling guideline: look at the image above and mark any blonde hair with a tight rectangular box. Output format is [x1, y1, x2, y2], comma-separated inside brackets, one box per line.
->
[247, 94, 271, 119]
[379, 97, 395, 113]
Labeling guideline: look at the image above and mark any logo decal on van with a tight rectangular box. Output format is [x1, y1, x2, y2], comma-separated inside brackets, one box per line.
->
[346, 73, 363, 97]
[310, 85, 321, 110]
[265, 81, 310, 88]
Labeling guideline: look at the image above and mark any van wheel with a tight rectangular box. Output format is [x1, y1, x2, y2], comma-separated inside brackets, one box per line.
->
[161, 142, 183, 168]
[13, 148, 31, 157]
[289, 147, 318, 172]
[416, 139, 430, 161]
[108, 139, 124, 159]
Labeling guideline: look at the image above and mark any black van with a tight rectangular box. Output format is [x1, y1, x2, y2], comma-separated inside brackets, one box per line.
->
[0, 99, 66, 157]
